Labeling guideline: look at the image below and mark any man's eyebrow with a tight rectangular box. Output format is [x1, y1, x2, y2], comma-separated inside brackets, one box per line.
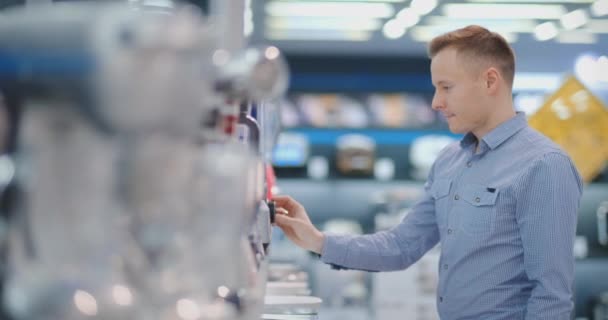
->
[435, 80, 451, 86]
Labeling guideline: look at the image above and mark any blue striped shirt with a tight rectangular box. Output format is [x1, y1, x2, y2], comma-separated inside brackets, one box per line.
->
[321, 112, 583, 320]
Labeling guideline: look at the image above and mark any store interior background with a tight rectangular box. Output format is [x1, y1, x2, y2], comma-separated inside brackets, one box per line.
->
[244, 1, 608, 319]
[1, 0, 607, 319]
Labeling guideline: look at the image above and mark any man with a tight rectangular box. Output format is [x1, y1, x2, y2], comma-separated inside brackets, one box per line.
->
[273, 25, 583, 320]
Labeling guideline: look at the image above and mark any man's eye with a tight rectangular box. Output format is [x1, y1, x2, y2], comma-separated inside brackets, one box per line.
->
[443, 86, 451, 90]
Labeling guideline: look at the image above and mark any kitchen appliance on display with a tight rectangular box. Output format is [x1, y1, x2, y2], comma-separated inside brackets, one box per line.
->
[212, 44, 326, 319]
[212, 44, 289, 276]
[0, 3, 208, 319]
[336, 134, 376, 176]
[0, 2, 293, 319]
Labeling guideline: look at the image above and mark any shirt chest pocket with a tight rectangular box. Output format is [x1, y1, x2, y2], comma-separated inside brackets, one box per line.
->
[431, 179, 451, 228]
[458, 183, 499, 235]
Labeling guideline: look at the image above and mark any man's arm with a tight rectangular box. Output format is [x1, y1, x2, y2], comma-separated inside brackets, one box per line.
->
[320, 179, 440, 272]
[515, 152, 582, 320]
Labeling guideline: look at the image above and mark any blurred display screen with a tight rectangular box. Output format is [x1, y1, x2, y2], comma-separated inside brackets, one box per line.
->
[272, 144, 307, 167]
[272, 132, 309, 167]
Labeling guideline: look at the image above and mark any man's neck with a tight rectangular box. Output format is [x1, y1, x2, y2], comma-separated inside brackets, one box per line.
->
[472, 99, 516, 141]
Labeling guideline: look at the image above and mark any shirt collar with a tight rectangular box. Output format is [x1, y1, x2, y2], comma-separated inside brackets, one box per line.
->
[460, 111, 528, 150]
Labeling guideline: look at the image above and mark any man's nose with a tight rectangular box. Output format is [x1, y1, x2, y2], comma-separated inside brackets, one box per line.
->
[431, 93, 444, 111]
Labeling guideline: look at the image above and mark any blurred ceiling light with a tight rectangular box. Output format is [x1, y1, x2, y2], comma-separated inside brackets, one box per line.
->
[468, 0, 593, 2]
[141, 0, 174, 7]
[597, 56, 608, 82]
[409, 27, 441, 42]
[265, 29, 371, 41]
[575, 53, 601, 84]
[533, 21, 559, 40]
[560, 9, 589, 29]
[410, 0, 438, 15]
[265, 1, 394, 18]
[266, 17, 381, 31]
[557, 30, 597, 43]
[396, 8, 420, 28]
[587, 19, 608, 32]
[591, 0, 608, 16]
[425, 16, 538, 32]
[383, 19, 407, 39]
[273, 0, 405, 2]
[443, 4, 566, 19]
[411, 26, 517, 42]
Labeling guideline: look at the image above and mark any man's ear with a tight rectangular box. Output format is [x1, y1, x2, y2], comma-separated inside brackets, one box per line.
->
[485, 67, 500, 93]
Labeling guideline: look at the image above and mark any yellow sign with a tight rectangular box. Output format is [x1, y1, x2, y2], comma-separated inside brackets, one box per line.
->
[528, 76, 608, 183]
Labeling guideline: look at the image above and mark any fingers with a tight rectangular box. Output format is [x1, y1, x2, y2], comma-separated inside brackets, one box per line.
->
[272, 195, 291, 203]
[272, 195, 301, 212]
[274, 211, 297, 227]
[274, 214, 321, 253]
[274, 214, 298, 239]
[275, 207, 290, 216]
[275, 213, 309, 242]
[272, 205, 296, 231]
[273, 195, 312, 224]
[276, 204, 311, 225]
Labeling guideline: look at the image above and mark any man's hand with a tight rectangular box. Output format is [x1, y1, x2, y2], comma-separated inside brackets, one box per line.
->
[272, 195, 324, 254]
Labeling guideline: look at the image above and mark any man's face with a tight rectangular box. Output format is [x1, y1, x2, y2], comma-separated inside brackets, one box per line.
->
[430, 48, 491, 137]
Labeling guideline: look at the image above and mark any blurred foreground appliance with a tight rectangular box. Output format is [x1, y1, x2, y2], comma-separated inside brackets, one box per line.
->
[0, 1, 290, 319]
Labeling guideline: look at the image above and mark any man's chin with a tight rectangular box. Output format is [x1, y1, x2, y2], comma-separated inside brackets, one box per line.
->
[447, 125, 467, 134]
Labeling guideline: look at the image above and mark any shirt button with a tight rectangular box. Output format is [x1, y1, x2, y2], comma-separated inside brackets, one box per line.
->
[454, 194, 460, 200]
[466, 161, 472, 167]
[447, 229, 453, 234]
[475, 197, 481, 203]
[443, 264, 448, 270]
[439, 297, 443, 302]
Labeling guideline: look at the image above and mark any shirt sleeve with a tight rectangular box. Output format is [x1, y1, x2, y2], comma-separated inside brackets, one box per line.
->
[515, 152, 582, 320]
[320, 167, 441, 272]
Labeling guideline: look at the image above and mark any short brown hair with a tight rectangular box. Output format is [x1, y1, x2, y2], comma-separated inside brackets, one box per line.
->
[428, 25, 515, 88]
